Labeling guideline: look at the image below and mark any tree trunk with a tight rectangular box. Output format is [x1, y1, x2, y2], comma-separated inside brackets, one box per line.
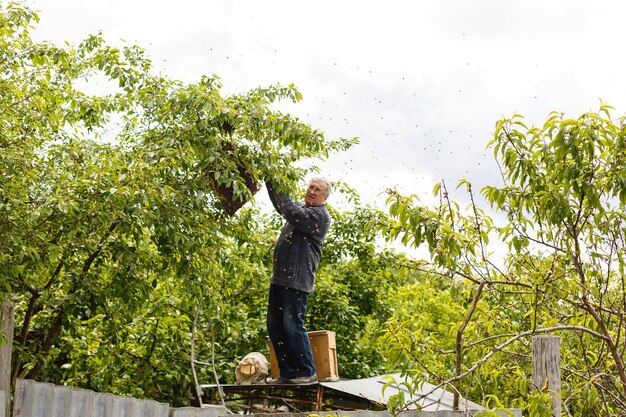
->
[532, 335, 561, 417]
[1, 302, 15, 417]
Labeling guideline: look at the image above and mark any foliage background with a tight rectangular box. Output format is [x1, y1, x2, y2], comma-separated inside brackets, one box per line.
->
[1, 2, 406, 406]
[4, 3, 626, 416]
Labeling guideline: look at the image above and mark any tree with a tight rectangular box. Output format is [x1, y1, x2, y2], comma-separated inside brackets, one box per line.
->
[1, 2, 357, 404]
[372, 103, 626, 415]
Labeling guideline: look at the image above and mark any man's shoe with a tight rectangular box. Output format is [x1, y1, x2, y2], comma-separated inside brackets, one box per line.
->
[289, 374, 318, 384]
[266, 376, 291, 384]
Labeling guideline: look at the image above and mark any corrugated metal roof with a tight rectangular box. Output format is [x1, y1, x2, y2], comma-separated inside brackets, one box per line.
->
[1, 390, 6, 417]
[320, 373, 482, 412]
[13, 379, 170, 417]
[170, 405, 228, 417]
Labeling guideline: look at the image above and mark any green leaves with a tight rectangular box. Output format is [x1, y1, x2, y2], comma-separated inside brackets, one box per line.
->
[2, 2, 360, 405]
[376, 104, 626, 414]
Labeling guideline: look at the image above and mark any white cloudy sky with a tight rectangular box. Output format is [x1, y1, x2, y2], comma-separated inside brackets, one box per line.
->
[29, 0, 626, 210]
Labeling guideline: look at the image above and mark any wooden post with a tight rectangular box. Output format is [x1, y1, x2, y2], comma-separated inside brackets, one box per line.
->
[532, 335, 561, 416]
[1, 302, 15, 417]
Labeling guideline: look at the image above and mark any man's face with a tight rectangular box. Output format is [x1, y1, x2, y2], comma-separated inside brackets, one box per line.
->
[304, 181, 328, 207]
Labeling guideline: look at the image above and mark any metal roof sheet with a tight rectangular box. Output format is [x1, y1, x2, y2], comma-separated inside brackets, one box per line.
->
[320, 373, 483, 412]
[13, 379, 170, 417]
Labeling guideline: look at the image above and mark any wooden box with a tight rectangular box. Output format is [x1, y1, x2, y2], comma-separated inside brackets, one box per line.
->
[268, 330, 339, 381]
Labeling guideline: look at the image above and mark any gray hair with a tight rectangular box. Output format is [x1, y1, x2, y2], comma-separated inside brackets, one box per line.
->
[310, 177, 332, 196]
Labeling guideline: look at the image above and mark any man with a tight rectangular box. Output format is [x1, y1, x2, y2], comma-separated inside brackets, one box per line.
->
[265, 177, 332, 384]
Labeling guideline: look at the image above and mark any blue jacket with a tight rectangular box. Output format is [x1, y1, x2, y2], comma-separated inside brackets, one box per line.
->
[267, 181, 331, 293]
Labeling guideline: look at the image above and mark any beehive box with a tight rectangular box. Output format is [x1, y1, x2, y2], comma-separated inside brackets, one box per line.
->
[268, 330, 339, 382]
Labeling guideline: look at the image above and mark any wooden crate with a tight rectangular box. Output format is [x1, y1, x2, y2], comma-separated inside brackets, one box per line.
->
[268, 330, 339, 381]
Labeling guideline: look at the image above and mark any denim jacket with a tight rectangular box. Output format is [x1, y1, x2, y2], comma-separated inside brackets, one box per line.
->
[266, 181, 331, 293]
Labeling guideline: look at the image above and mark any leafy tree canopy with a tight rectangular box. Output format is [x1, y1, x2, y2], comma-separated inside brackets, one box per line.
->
[372, 102, 626, 415]
[1, 2, 385, 405]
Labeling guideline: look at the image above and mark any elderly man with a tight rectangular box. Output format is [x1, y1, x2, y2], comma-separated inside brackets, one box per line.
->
[265, 177, 332, 384]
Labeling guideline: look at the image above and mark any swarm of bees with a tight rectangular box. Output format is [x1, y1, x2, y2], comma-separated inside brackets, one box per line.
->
[202, 141, 260, 216]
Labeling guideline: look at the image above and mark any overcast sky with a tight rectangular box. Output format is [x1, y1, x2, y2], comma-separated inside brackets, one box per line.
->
[29, 0, 626, 211]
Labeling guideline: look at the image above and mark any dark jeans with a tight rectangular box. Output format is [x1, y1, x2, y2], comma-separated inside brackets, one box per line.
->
[267, 284, 316, 378]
